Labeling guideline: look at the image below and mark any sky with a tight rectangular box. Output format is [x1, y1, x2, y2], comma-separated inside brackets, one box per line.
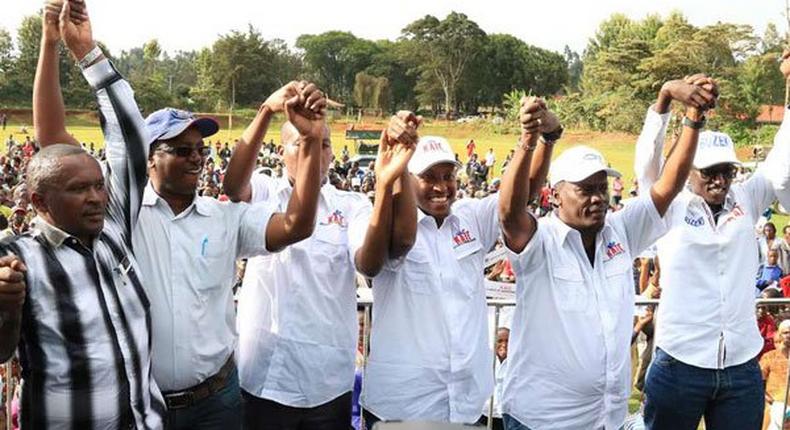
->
[2, 0, 788, 55]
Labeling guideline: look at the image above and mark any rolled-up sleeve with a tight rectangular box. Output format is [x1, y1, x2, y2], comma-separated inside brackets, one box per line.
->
[750, 107, 790, 211]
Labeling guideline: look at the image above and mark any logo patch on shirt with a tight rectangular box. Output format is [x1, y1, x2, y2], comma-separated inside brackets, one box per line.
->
[605, 241, 625, 259]
[319, 210, 347, 227]
[452, 228, 477, 248]
[684, 215, 705, 227]
[721, 204, 745, 224]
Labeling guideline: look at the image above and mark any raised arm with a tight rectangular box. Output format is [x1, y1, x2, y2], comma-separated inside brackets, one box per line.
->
[526, 110, 562, 202]
[33, 1, 87, 147]
[355, 113, 419, 276]
[649, 81, 717, 216]
[751, 50, 790, 211]
[0, 254, 26, 363]
[224, 82, 304, 202]
[60, 0, 151, 239]
[388, 112, 420, 259]
[634, 76, 717, 190]
[264, 84, 327, 251]
[498, 97, 545, 253]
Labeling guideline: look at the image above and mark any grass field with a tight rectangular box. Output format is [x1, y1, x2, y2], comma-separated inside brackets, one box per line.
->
[3, 115, 787, 229]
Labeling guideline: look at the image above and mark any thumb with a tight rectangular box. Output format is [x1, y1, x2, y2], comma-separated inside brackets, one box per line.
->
[10, 259, 27, 273]
[59, 1, 71, 27]
[284, 95, 299, 123]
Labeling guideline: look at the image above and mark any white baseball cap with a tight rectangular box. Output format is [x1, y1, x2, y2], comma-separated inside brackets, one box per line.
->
[693, 131, 741, 169]
[408, 136, 462, 175]
[549, 145, 621, 187]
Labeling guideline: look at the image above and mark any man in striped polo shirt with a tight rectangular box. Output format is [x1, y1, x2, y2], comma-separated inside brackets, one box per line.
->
[0, 3, 166, 428]
[35, 1, 329, 429]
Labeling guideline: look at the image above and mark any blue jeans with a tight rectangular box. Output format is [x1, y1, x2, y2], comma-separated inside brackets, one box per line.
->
[165, 367, 242, 430]
[643, 348, 764, 430]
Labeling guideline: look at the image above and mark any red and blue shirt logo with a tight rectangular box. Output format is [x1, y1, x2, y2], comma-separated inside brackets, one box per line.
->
[320, 210, 347, 227]
[605, 241, 625, 259]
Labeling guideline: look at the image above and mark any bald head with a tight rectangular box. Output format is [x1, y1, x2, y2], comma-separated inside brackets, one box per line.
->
[281, 121, 333, 180]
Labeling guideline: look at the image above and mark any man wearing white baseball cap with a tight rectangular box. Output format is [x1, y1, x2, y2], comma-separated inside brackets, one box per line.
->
[635, 67, 790, 430]
[362, 107, 563, 426]
[498, 92, 706, 429]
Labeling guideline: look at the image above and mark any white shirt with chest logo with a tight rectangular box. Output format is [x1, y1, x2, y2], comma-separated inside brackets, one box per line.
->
[361, 194, 499, 423]
[634, 107, 790, 369]
[236, 173, 372, 407]
[502, 196, 667, 430]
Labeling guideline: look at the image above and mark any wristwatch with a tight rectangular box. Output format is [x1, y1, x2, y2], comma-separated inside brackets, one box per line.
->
[682, 115, 707, 130]
[542, 126, 564, 144]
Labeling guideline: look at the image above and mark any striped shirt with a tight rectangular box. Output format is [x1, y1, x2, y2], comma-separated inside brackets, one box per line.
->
[0, 60, 165, 429]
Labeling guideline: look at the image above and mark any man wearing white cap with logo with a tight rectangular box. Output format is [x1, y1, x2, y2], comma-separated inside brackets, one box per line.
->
[361, 106, 562, 426]
[498, 93, 707, 430]
[635, 65, 790, 430]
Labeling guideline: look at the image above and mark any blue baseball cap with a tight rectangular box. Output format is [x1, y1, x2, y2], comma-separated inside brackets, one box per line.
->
[145, 108, 219, 146]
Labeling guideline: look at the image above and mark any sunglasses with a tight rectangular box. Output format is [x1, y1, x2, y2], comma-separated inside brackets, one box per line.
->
[697, 165, 737, 181]
[156, 144, 211, 158]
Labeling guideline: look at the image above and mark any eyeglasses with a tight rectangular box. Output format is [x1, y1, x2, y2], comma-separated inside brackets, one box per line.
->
[698, 165, 737, 181]
[156, 144, 211, 158]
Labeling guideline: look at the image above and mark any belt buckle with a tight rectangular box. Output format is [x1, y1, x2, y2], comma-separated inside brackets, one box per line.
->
[165, 391, 194, 410]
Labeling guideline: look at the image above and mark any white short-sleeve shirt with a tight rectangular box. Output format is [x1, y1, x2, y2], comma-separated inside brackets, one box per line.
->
[361, 194, 500, 423]
[503, 195, 667, 430]
[236, 173, 372, 407]
[133, 183, 275, 391]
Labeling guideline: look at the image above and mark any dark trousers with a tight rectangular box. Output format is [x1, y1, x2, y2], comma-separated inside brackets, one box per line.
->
[643, 348, 764, 430]
[242, 390, 352, 430]
[477, 415, 504, 430]
[165, 367, 241, 430]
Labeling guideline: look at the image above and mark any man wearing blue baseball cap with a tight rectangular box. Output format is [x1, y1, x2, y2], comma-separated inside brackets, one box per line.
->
[34, 2, 329, 429]
[635, 67, 790, 430]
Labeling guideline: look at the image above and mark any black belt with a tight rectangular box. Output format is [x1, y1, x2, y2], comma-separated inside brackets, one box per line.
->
[162, 354, 235, 410]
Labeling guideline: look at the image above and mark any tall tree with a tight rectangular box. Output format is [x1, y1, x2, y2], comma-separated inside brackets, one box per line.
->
[400, 12, 486, 116]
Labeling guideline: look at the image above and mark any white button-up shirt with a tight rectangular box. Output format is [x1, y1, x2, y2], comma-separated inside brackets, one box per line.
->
[133, 184, 275, 391]
[503, 196, 667, 430]
[635, 107, 790, 369]
[362, 195, 499, 423]
[236, 173, 371, 407]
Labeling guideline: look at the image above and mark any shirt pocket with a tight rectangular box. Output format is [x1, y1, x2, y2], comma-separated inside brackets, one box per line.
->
[552, 265, 588, 312]
[196, 232, 230, 293]
[454, 242, 483, 297]
[312, 226, 349, 268]
[603, 257, 630, 303]
[402, 251, 434, 295]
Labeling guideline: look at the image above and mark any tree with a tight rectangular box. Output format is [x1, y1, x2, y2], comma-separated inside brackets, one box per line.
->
[401, 12, 486, 116]
[296, 31, 380, 104]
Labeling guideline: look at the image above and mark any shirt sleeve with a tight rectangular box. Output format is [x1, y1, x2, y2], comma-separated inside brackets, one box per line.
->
[474, 194, 501, 252]
[235, 201, 277, 259]
[249, 171, 272, 204]
[505, 212, 546, 274]
[347, 196, 373, 269]
[742, 107, 790, 213]
[611, 195, 669, 257]
[633, 107, 671, 191]
[82, 59, 149, 245]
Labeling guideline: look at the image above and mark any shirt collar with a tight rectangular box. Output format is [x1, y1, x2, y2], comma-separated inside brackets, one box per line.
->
[142, 182, 211, 217]
[274, 173, 333, 206]
[547, 211, 613, 246]
[417, 206, 458, 230]
[30, 215, 74, 248]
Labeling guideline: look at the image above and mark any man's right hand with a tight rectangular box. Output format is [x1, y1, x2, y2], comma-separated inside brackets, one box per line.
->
[59, 0, 95, 60]
[0, 255, 27, 313]
[263, 81, 304, 114]
[284, 82, 327, 140]
[43, 0, 87, 44]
